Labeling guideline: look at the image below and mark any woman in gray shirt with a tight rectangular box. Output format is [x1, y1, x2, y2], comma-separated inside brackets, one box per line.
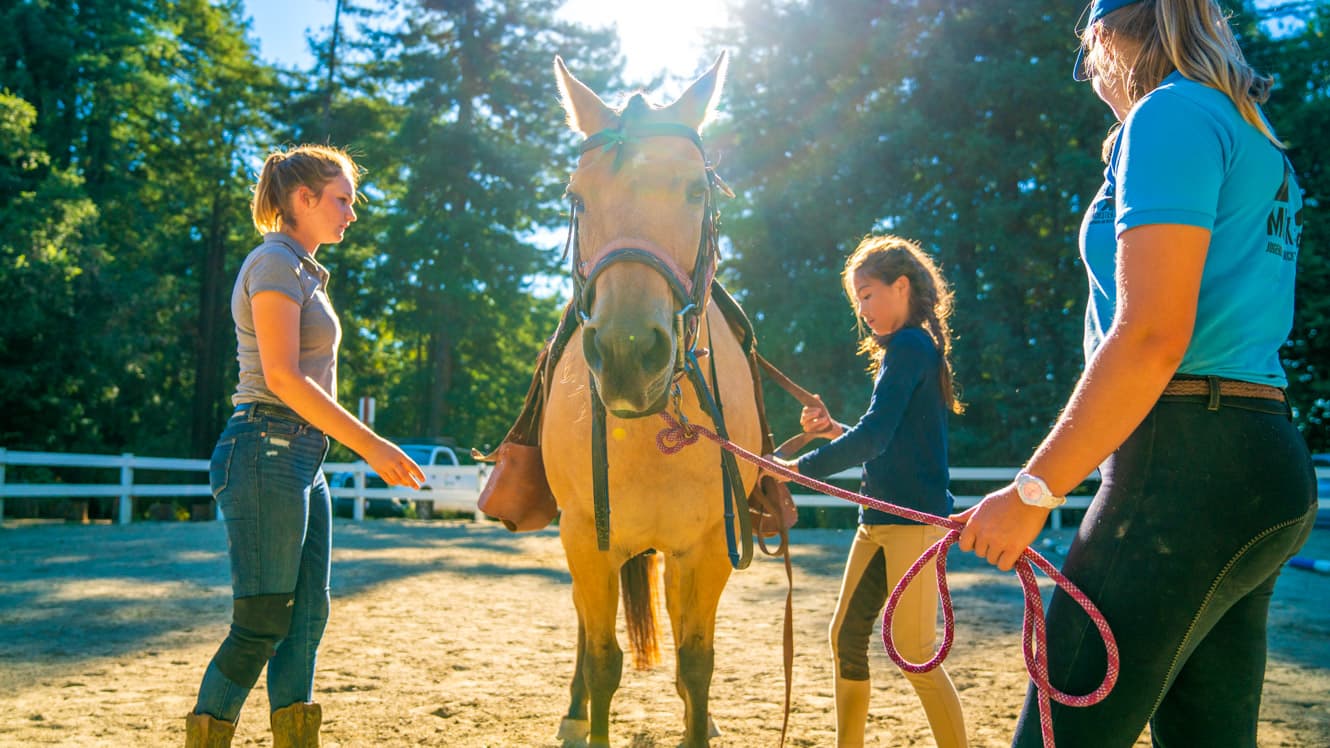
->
[185, 145, 424, 748]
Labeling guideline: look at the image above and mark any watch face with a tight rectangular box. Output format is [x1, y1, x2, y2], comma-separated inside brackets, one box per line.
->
[1018, 480, 1042, 504]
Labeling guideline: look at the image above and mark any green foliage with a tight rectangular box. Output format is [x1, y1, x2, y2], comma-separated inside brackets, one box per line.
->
[0, 0, 612, 457]
[0, 92, 104, 450]
[2, 0, 1327, 468]
[715, 0, 1109, 463]
[1240, 1, 1330, 448]
[0, 0, 278, 456]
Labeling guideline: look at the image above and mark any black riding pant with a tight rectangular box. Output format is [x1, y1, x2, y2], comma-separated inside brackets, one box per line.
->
[1011, 393, 1316, 747]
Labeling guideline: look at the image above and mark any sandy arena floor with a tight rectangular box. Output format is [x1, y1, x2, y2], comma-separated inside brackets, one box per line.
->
[0, 519, 1326, 747]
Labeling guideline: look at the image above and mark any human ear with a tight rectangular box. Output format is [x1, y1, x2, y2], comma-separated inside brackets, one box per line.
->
[295, 184, 319, 209]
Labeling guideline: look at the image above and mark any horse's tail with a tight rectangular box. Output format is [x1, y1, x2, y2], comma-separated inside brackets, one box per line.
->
[620, 550, 662, 670]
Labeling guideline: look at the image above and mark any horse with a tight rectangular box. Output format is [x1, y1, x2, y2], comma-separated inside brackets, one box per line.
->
[542, 53, 763, 748]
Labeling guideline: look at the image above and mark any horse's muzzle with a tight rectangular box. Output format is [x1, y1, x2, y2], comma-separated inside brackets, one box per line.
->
[583, 317, 676, 417]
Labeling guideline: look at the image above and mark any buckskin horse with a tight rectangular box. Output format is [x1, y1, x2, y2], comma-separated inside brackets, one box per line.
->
[543, 54, 762, 747]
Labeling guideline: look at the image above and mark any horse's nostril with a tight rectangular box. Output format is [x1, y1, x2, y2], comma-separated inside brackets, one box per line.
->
[642, 325, 673, 374]
[582, 326, 603, 372]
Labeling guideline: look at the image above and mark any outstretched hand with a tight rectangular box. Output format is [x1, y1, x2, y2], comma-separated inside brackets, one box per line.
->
[950, 484, 1050, 572]
[363, 438, 426, 489]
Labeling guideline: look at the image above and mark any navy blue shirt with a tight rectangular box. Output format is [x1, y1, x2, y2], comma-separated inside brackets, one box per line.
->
[796, 326, 952, 525]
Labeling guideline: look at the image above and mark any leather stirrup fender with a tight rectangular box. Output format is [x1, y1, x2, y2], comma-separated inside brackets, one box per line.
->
[749, 474, 797, 539]
[475, 442, 558, 532]
[472, 314, 574, 533]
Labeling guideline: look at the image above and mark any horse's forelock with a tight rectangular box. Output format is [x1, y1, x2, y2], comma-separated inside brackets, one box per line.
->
[618, 93, 657, 125]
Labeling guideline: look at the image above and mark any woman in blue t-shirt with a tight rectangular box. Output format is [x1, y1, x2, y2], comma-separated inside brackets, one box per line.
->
[955, 1, 1317, 745]
[772, 234, 968, 748]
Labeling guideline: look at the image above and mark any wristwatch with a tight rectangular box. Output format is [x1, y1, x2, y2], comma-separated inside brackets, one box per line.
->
[1015, 472, 1067, 509]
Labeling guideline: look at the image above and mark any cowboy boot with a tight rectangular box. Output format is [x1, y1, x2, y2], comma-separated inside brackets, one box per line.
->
[271, 701, 322, 748]
[835, 677, 871, 748]
[184, 712, 236, 748]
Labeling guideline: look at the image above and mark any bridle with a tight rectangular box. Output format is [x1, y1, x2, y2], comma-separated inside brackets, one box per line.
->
[565, 121, 732, 394]
[562, 120, 752, 567]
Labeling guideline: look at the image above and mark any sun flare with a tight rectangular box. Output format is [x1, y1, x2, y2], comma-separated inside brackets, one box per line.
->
[557, 0, 732, 95]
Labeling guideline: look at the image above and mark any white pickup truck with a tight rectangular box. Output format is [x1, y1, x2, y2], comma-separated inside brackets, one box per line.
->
[327, 442, 482, 518]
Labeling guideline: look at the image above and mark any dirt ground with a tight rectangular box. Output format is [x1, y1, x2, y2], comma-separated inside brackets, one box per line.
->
[0, 518, 1326, 748]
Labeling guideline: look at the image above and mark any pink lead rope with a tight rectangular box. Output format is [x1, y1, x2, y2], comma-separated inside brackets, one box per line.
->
[656, 412, 1119, 748]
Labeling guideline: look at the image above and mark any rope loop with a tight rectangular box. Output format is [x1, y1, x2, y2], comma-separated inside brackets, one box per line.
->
[656, 417, 699, 454]
[654, 411, 1120, 748]
[881, 530, 958, 674]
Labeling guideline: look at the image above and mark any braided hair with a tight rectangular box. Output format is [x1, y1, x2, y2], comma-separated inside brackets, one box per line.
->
[842, 234, 964, 415]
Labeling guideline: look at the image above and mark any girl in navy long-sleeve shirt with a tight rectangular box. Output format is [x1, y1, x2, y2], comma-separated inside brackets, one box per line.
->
[773, 234, 967, 748]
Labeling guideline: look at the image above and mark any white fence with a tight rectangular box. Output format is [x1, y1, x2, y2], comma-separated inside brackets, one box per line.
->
[794, 466, 1095, 529]
[1, 447, 1325, 528]
[0, 448, 485, 525]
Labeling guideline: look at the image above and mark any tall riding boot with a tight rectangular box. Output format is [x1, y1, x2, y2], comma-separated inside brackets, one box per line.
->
[184, 712, 236, 748]
[271, 702, 322, 748]
[835, 677, 871, 748]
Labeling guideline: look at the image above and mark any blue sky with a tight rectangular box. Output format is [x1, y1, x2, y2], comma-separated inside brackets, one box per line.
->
[243, 0, 731, 93]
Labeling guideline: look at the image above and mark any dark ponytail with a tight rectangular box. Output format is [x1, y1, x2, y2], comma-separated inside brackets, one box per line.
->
[843, 235, 964, 415]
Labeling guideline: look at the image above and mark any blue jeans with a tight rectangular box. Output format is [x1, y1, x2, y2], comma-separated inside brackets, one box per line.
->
[1012, 392, 1317, 747]
[194, 403, 332, 720]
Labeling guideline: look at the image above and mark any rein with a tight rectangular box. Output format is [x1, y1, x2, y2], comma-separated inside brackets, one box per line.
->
[655, 412, 1120, 748]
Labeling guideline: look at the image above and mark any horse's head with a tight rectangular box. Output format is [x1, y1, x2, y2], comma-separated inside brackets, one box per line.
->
[555, 54, 728, 418]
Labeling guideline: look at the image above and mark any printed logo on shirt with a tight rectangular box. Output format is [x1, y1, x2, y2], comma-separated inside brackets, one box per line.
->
[1089, 182, 1115, 226]
[1266, 159, 1303, 262]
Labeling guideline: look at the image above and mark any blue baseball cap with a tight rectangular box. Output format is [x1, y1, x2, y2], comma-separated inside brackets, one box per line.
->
[1074, 0, 1147, 81]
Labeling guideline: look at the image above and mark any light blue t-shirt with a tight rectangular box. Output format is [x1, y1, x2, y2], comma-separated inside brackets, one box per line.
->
[1079, 72, 1303, 386]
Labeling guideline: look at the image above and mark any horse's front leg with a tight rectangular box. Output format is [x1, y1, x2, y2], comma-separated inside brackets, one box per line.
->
[665, 541, 732, 747]
[563, 531, 623, 747]
[556, 617, 590, 742]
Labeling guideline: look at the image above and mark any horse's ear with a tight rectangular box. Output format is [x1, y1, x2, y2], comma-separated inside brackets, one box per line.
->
[555, 56, 616, 136]
[664, 52, 728, 131]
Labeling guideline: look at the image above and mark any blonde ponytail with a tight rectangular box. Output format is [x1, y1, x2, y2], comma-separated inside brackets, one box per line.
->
[1156, 0, 1280, 145]
[251, 144, 362, 234]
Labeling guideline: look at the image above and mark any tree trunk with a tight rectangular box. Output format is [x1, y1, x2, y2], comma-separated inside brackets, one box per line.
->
[191, 193, 229, 457]
[427, 326, 452, 437]
[421, 0, 470, 438]
[321, 0, 343, 136]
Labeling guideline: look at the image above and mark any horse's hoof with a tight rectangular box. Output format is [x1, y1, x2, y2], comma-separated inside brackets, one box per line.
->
[556, 717, 589, 742]
[707, 715, 722, 738]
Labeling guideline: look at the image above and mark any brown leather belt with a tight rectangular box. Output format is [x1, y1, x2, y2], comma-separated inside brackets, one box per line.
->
[1162, 377, 1285, 402]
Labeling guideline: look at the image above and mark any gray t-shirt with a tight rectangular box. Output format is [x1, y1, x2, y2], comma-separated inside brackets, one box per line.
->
[231, 232, 341, 407]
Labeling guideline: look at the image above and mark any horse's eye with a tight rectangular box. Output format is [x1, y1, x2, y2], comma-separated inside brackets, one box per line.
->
[686, 180, 708, 204]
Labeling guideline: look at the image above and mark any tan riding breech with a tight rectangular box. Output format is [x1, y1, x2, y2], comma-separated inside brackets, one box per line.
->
[829, 523, 968, 748]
